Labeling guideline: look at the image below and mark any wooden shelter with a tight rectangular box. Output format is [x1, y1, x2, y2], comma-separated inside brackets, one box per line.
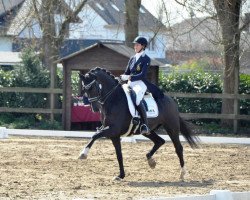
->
[58, 42, 163, 130]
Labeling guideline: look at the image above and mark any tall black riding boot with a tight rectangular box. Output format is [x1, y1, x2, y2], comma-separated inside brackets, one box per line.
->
[137, 102, 150, 135]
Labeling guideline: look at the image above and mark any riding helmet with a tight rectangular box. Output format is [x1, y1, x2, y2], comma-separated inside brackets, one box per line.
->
[133, 36, 148, 47]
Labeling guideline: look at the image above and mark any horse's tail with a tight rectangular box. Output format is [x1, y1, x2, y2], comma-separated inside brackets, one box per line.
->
[179, 117, 200, 148]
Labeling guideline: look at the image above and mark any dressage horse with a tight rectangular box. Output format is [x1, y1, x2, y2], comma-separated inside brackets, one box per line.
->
[79, 67, 199, 180]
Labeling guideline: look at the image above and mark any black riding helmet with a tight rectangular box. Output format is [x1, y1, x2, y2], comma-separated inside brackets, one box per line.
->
[133, 36, 148, 48]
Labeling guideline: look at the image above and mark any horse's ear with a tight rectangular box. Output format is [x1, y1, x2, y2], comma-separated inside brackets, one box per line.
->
[89, 72, 97, 80]
[79, 73, 85, 80]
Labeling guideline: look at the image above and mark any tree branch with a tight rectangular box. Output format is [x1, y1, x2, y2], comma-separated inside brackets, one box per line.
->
[31, 0, 43, 30]
[174, 0, 187, 7]
[58, 0, 88, 41]
[239, 18, 250, 33]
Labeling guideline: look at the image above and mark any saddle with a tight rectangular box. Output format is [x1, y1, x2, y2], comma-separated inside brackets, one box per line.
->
[122, 84, 159, 119]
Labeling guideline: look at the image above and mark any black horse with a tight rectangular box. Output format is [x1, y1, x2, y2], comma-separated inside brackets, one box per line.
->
[79, 67, 199, 180]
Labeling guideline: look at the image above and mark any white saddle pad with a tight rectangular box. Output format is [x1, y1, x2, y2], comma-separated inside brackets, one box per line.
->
[122, 84, 159, 118]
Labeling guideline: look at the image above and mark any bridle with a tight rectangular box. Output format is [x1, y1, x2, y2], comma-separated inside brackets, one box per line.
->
[83, 79, 119, 105]
[83, 79, 100, 102]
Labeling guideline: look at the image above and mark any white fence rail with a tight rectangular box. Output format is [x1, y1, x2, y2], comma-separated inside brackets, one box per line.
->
[140, 190, 250, 200]
[2, 128, 250, 145]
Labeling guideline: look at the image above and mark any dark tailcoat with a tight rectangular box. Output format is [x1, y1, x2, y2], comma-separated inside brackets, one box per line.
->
[124, 53, 164, 99]
[124, 53, 150, 82]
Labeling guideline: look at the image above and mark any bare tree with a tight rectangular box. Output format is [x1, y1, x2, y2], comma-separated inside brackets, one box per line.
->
[31, 0, 87, 117]
[159, 0, 250, 127]
[124, 0, 141, 48]
[212, 0, 249, 127]
[32, 0, 87, 69]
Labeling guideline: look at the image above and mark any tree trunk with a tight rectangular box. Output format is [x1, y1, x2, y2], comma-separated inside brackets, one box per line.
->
[124, 0, 141, 48]
[213, 0, 241, 127]
[32, 0, 88, 120]
[41, 0, 59, 115]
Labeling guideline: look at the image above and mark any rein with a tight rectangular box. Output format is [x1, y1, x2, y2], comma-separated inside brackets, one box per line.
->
[86, 80, 120, 105]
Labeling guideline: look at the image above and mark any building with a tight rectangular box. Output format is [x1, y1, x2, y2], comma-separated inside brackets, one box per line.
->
[166, 17, 250, 74]
[0, 0, 168, 62]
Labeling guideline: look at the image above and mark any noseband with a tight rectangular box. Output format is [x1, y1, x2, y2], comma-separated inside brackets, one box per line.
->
[83, 79, 119, 105]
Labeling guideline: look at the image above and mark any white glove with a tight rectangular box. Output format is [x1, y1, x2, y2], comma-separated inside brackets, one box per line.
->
[120, 74, 130, 81]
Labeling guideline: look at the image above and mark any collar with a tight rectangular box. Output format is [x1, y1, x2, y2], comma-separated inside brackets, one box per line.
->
[134, 51, 145, 61]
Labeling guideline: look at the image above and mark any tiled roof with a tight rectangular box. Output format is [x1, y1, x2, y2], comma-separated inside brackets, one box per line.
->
[0, 0, 24, 35]
[167, 17, 221, 52]
[6, 0, 81, 36]
[6, 0, 34, 36]
[60, 39, 100, 57]
[87, 0, 164, 30]
[13, 38, 101, 57]
[0, 0, 24, 16]
[4, 0, 165, 36]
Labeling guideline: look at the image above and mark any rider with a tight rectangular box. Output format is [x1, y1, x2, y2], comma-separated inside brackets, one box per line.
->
[120, 36, 150, 135]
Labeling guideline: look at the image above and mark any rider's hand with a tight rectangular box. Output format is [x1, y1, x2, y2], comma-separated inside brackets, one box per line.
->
[120, 74, 130, 81]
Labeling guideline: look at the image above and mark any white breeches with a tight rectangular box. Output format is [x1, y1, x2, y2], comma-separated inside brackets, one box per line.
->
[128, 80, 147, 106]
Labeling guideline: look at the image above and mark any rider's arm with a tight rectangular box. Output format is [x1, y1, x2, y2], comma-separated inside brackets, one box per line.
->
[124, 57, 133, 75]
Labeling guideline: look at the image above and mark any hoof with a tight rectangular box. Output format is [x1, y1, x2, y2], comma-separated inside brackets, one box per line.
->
[179, 167, 186, 181]
[78, 153, 87, 160]
[113, 176, 123, 181]
[147, 157, 156, 169]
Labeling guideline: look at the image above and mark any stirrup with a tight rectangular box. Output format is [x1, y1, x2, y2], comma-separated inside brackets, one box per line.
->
[96, 125, 104, 132]
[140, 124, 150, 135]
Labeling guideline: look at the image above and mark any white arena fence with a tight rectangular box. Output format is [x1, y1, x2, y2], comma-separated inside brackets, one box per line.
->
[139, 190, 250, 200]
[1, 128, 250, 145]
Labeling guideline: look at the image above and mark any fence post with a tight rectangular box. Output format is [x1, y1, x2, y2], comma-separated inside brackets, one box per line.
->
[233, 66, 239, 134]
[210, 190, 233, 200]
[233, 94, 239, 134]
[50, 64, 57, 122]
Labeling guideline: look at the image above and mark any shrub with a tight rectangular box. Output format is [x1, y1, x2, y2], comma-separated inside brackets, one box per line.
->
[0, 48, 63, 129]
[159, 69, 222, 114]
[239, 74, 250, 115]
[159, 64, 250, 128]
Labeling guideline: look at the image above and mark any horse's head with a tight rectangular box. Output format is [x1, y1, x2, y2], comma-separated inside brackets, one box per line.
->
[79, 72, 101, 112]
[79, 67, 119, 112]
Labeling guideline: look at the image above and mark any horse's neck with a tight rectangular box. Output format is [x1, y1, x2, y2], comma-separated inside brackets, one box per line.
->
[99, 82, 122, 106]
[100, 79, 117, 91]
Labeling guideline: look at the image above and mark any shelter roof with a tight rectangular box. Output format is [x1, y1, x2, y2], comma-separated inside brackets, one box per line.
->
[58, 41, 164, 66]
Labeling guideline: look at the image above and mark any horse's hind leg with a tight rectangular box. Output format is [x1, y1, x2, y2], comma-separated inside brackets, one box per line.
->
[143, 130, 165, 169]
[163, 125, 186, 181]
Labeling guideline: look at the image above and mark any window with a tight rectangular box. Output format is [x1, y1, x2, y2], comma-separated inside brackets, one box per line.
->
[139, 7, 146, 13]
[96, 3, 104, 11]
[111, 3, 120, 12]
[148, 37, 156, 51]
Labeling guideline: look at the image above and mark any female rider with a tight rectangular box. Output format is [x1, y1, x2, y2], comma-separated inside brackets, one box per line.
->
[120, 36, 150, 135]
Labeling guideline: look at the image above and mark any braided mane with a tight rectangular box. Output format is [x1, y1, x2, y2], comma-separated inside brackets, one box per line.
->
[90, 67, 119, 84]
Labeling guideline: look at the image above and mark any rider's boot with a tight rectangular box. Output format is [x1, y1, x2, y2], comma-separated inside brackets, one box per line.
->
[137, 102, 150, 135]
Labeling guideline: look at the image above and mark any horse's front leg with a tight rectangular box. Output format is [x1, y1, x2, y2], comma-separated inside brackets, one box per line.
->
[78, 128, 107, 159]
[111, 137, 125, 180]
